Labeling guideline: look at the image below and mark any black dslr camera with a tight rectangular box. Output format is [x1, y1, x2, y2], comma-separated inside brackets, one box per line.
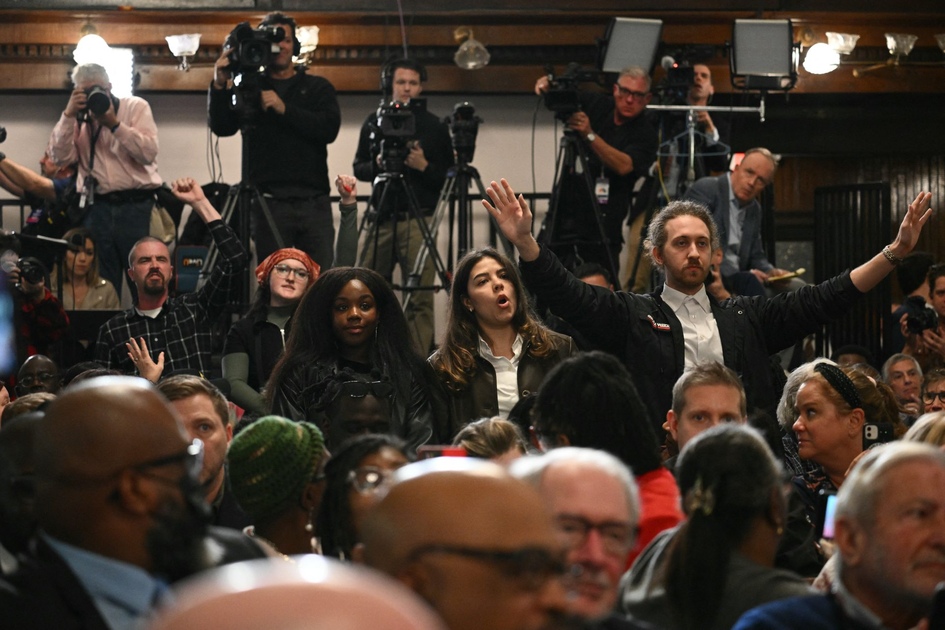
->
[17, 257, 46, 286]
[77, 86, 119, 122]
[905, 295, 939, 334]
[447, 102, 482, 165]
[371, 100, 421, 174]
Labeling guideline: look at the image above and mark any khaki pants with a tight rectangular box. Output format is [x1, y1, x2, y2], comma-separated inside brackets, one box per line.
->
[621, 212, 653, 292]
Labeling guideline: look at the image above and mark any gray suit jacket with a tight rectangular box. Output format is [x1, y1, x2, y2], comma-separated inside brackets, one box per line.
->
[685, 174, 773, 277]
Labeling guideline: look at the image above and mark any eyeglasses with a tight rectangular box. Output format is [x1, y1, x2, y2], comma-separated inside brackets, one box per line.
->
[272, 264, 310, 280]
[134, 439, 204, 482]
[18, 372, 58, 387]
[615, 84, 649, 100]
[347, 465, 393, 494]
[555, 515, 635, 556]
[406, 544, 567, 591]
[923, 390, 945, 403]
[341, 380, 394, 399]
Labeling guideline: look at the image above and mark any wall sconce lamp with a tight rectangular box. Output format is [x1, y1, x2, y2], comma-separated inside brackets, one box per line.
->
[453, 27, 490, 70]
[853, 32, 920, 77]
[165, 33, 201, 72]
[296, 26, 320, 67]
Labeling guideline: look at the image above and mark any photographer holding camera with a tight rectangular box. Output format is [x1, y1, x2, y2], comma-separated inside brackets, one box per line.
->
[0, 245, 70, 376]
[353, 58, 454, 353]
[901, 263, 945, 373]
[47, 63, 161, 296]
[535, 66, 658, 276]
[209, 12, 341, 270]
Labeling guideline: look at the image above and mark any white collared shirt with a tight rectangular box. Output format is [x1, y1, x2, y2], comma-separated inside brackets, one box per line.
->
[661, 284, 724, 368]
[478, 334, 524, 417]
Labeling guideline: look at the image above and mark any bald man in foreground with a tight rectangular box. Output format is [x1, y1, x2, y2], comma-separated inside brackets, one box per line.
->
[0, 376, 214, 629]
[360, 460, 570, 630]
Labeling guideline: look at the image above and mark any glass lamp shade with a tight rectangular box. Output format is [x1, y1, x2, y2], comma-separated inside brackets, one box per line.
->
[885, 33, 918, 57]
[165, 33, 201, 57]
[454, 37, 490, 70]
[826, 32, 859, 55]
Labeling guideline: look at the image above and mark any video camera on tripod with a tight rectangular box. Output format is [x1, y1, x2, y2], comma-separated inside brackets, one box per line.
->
[542, 63, 603, 121]
[223, 21, 287, 120]
[370, 99, 425, 174]
[446, 102, 482, 165]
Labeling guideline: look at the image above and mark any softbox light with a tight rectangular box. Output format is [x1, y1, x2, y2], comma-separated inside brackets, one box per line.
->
[600, 18, 663, 73]
[730, 19, 798, 91]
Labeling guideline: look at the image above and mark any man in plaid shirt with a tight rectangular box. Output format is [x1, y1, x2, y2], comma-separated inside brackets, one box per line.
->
[94, 177, 246, 377]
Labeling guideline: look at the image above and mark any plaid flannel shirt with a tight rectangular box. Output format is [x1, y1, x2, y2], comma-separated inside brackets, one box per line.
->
[94, 220, 246, 376]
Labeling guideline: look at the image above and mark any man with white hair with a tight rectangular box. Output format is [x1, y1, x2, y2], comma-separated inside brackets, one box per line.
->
[47, 63, 162, 293]
[734, 441, 945, 630]
[512, 448, 649, 629]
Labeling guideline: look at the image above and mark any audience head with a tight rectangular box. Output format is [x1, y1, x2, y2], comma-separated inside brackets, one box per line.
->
[452, 417, 528, 465]
[157, 375, 233, 502]
[71, 63, 110, 88]
[644, 200, 720, 292]
[665, 423, 786, 630]
[730, 148, 778, 205]
[904, 411, 945, 447]
[777, 359, 834, 431]
[688, 63, 714, 104]
[0, 411, 42, 555]
[227, 416, 328, 551]
[127, 235, 173, 301]
[927, 263, 945, 318]
[572, 262, 613, 290]
[512, 448, 639, 621]
[831, 344, 874, 369]
[34, 376, 210, 581]
[667, 361, 747, 452]
[897, 251, 935, 296]
[317, 433, 411, 560]
[793, 363, 900, 473]
[532, 351, 661, 476]
[61, 227, 102, 285]
[882, 353, 922, 411]
[60, 361, 106, 388]
[361, 459, 568, 630]
[921, 368, 945, 414]
[150, 555, 447, 630]
[833, 442, 945, 628]
[254, 247, 319, 310]
[15, 354, 61, 397]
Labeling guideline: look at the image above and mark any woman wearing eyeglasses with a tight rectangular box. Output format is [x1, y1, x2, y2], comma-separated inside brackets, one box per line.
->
[429, 247, 575, 438]
[317, 433, 411, 560]
[223, 248, 320, 416]
[267, 267, 435, 452]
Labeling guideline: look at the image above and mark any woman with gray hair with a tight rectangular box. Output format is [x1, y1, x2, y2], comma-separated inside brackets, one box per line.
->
[622, 423, 809, 630]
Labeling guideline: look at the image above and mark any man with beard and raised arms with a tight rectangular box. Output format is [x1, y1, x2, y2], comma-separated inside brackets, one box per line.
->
[0, 377, 213, 629]
[512, 448, 652, 630]
[95, 177, 247, 376]
[360, 459, 570, 630]
[483, 178, 933, 434]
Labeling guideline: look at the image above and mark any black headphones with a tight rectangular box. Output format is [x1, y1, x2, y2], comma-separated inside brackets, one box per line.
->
[260, 12, 301, 57]
[380, 57, 428, 94]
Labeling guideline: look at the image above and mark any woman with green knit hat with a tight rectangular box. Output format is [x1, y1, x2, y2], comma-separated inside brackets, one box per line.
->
[227, 415, 329, 557]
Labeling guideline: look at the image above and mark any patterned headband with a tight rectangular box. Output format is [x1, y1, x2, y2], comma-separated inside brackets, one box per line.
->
[814, 362, 862, 410]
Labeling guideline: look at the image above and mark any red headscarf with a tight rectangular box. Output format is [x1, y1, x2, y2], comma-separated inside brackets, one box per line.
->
[254, 248, 320, 287]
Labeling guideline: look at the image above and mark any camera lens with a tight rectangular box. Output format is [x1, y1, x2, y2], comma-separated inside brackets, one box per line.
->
[86, 87, 111, 116]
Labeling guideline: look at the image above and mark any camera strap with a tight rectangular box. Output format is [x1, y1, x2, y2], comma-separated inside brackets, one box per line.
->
[78, 122, 104, 211]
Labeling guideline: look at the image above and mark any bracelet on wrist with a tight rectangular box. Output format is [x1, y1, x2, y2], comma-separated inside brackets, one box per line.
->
[882, 245, 904, 266]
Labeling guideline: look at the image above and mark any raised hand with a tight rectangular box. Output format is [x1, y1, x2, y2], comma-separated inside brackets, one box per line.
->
[482, 179, 540, 261]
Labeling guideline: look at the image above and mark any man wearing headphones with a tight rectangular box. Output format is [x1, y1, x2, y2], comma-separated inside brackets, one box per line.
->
[209, 12, 341, 270]
[353, 58, 454, 353]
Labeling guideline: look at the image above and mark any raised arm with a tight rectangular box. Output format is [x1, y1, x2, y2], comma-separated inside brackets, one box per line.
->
[482, 178, 541, 262]
[850, 192, 933, 292]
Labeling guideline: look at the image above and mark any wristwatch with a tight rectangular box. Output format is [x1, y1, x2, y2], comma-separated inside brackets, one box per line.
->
[586, 133, 597, 143]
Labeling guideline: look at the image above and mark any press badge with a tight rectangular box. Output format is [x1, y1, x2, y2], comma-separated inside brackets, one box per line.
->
[595, 177, 610, 205]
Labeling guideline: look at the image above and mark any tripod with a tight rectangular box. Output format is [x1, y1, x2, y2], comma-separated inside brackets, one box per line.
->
[539, 128, 620, 285]
[202, 122, 282, 308]
[357, 171, 451, 313]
